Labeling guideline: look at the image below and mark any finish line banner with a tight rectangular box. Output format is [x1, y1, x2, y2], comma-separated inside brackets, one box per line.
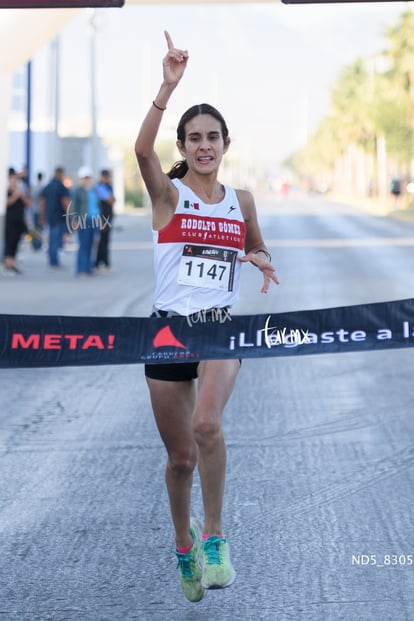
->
[1, 298, 414, 369]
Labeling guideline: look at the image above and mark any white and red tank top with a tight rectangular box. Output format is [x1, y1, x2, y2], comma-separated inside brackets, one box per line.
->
[152, 178, 246, 315]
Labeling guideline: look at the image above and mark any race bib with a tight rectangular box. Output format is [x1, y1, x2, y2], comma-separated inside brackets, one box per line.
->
[177, 244, 237, 291]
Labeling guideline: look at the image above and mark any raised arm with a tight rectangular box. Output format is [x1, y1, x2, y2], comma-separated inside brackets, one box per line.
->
[134, 32, 189, 212]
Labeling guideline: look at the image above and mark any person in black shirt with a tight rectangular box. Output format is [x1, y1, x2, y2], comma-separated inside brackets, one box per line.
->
[95, 169, 116, 271]
[39, 167, 71, 268]
[3, 167, 30, 274]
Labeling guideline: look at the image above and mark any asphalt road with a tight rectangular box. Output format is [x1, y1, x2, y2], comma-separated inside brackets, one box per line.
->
[0, 191, 413, 621]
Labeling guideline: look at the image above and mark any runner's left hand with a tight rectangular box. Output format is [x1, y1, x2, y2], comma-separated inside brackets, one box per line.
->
[239, 252, 280, 293]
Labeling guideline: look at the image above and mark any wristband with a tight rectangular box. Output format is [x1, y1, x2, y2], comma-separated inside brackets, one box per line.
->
[254, 249, 272, 262]
[152, 100, 166, 111]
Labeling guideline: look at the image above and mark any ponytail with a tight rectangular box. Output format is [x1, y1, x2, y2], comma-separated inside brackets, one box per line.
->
[167, 160, 188, 179]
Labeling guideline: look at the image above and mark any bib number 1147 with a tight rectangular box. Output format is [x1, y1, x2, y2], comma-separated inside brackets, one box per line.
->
[177, 244, 237, 291]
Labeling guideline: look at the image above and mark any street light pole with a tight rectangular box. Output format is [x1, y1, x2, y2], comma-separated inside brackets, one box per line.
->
[48, 36, 60, 173]
[26, 59, 32, 185]
[89, 8, 98, 178]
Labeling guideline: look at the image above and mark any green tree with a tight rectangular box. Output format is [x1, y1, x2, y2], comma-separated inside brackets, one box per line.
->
[286, 10, 414, 190]
[380, 10, 414, 167]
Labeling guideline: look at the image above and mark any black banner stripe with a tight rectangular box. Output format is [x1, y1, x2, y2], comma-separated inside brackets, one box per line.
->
[0, 298, 413, 368]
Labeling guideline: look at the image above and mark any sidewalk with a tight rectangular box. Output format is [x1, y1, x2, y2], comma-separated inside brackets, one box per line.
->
[328, 191, 414, 221]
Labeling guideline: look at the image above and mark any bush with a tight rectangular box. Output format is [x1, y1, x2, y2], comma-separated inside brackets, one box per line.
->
[124, 189, 145, 208]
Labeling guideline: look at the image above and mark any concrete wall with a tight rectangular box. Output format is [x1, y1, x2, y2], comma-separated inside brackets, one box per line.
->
[0, 8, 80, 216]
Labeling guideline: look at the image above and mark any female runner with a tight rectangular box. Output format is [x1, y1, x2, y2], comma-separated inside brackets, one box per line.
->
[135, 31, 279, 603]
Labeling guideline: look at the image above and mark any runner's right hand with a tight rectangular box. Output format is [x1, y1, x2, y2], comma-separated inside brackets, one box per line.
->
[162, 31, 189, 87]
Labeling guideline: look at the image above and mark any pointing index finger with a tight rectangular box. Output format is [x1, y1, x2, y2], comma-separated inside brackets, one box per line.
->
[164, 30, 174, 50]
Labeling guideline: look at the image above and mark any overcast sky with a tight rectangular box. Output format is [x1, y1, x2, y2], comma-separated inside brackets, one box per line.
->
[25, 1, 410, 172]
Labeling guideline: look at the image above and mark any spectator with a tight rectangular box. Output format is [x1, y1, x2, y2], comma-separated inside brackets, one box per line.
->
[72, 166, 100, 276]
[389, 177, 402, 206]
[31, 172, 44, 229]
[95, 169, 116, 272]
[17, 165, 30, 194]
[39, 167, 71, 268]
[3, 167, 30, 274]
[30, 171, 45, 251]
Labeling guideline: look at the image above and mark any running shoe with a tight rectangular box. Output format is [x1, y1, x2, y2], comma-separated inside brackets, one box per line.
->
[201, 535, 236, 589]
[175, 519, 205, 602]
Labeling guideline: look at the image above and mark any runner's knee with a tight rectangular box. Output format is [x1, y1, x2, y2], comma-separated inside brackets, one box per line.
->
[167, 448, 197, 476]
[193, 416, 222, 449]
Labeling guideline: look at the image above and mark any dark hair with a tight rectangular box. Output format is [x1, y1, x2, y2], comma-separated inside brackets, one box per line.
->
[167, 103, 230, 179]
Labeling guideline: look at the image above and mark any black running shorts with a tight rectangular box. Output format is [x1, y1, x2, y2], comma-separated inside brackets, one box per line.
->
[144, 361, 200, 382]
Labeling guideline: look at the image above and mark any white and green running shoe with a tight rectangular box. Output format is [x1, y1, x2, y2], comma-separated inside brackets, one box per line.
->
[201, 535, 236, 589]
[175, 520, 205, 602]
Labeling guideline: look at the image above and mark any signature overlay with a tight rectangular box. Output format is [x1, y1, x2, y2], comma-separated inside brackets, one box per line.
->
[64, 203, 112, 234]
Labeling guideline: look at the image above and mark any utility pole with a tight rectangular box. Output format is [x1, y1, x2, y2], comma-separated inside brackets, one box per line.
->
[89, 8, 98, 178]
[26, 60, 32, 186]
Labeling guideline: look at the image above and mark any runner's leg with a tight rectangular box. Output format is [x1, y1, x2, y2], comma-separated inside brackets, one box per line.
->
[194, 359, 240, 535]
[146, 377, 197, 549]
